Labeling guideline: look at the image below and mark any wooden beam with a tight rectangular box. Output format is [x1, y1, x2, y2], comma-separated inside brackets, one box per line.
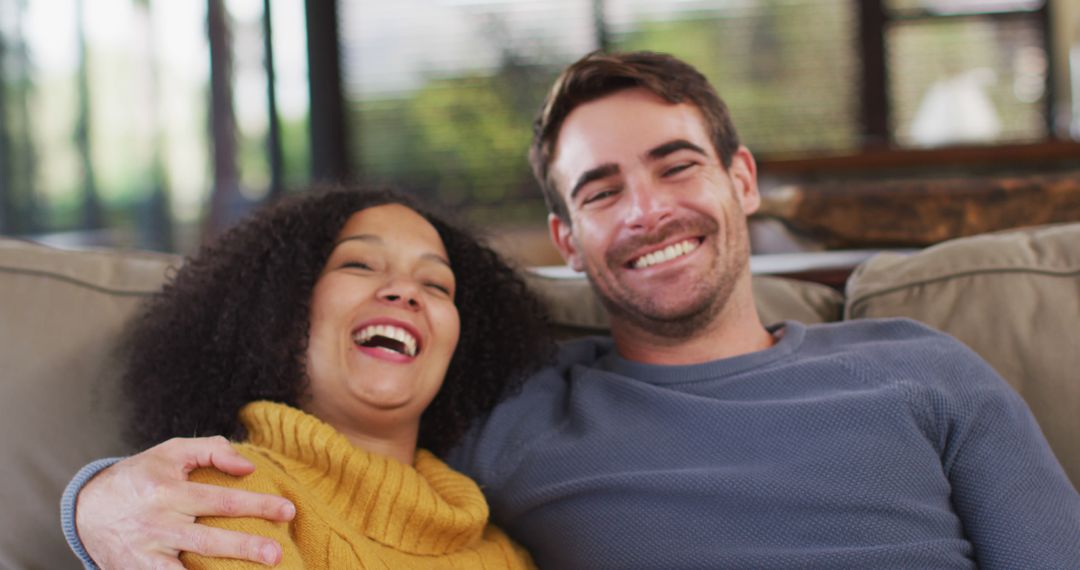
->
[758, 170, 1080, 247]
[758, 140, 1080, 176]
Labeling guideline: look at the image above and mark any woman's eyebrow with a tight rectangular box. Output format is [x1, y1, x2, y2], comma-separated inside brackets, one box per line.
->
[333, 234, 451, 269]
[333, 234, 381, 248]
[422, 252, 452, 269]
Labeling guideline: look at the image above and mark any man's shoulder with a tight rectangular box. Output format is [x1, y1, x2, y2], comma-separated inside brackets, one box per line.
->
[800, 317, 979, 363]
[450, 337, 617, 480]
[498, 336, 615, 404]
[803, 317, 950, 346]
[802, 318, 1005, 392]
[505, 335, 616, 393]
[553, 335, 617, 366]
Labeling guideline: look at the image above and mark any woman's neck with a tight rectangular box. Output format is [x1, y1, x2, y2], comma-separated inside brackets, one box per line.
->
[338, 428, 419, 465]
[304, 407, 421, 465]
[300, 401, 423, 465]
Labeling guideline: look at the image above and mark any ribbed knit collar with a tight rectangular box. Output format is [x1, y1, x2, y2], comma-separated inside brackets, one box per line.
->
[598, 320, 805, 385]
[239, 401, 489, 555]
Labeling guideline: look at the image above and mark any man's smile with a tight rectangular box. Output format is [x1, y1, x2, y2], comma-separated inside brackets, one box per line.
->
[629, 237, 703, 269]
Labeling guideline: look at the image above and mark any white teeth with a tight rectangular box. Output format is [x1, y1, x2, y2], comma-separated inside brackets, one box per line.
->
[632, 239, 699, 269]
[352, 324, 418, 357]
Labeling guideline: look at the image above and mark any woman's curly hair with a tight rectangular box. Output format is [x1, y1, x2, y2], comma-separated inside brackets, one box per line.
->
[124, 187, 553, 456]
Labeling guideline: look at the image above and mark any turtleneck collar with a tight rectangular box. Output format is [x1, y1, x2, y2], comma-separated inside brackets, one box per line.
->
[239, 401, 489, 555]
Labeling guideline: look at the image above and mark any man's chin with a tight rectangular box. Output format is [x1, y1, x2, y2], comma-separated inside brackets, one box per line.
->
[602, 294, 721, 339]
[614, 279, 711, 314]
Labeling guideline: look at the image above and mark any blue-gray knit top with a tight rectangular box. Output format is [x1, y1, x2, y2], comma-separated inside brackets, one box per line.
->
[449, 318, 1080, 569]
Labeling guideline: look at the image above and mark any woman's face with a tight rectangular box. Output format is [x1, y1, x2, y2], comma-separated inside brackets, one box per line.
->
[303, 203, 460, 442]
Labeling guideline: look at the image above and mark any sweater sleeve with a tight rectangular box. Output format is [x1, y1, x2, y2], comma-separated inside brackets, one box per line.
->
[933, 343, 1080, 569]
[59, 456, 124, 570]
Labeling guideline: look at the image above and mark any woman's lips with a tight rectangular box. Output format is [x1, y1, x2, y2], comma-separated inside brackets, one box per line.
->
[354, 344, 416, 364]
[351, 319, 423, 363]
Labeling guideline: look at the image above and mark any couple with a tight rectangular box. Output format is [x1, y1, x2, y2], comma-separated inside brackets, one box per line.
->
[65, 51, 1080, 568]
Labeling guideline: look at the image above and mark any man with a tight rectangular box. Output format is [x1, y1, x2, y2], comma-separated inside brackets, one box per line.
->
[64, 51, 1079, 568]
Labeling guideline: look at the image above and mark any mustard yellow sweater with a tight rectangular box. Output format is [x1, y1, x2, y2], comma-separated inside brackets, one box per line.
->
[182, 401, 533, 569]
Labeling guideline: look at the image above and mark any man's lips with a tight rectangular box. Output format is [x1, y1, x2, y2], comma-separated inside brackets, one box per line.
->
[607, 215, 718, 272]
[625, 237, 704, 269]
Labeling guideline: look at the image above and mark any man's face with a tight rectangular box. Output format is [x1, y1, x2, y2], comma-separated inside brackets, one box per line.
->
[547, 88, 760, 338]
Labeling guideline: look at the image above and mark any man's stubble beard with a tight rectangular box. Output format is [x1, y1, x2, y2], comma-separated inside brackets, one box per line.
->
[585, 214, 750, 342]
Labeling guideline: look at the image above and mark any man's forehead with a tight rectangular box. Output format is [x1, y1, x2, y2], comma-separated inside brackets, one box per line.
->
[550, 91, 713, 189]
[556, 91, 709, 152]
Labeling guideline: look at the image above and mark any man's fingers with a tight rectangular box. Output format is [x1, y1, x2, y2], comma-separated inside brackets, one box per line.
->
[164, 436, 256, 477]
[144, 555, 188, 570]
[181, 481, 295, 521]
[171, 524, 282, 566]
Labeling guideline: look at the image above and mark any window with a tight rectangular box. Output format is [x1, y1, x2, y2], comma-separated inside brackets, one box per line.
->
[0, 0, 308, 250]
[337, 0, 1071, 229]
[2, 0, 1075, 253]
[883, 0, 1052, 147]
[339, 0, 595, 224]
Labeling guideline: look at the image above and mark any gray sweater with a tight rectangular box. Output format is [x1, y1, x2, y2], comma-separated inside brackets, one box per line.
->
[449, 319, 1080, 569]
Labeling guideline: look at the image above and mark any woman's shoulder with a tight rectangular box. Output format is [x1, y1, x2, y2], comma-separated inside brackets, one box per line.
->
[188, 442, 293, 493]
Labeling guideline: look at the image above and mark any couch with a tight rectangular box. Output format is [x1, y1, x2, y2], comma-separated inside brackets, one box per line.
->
[1, 222, 1077, 569]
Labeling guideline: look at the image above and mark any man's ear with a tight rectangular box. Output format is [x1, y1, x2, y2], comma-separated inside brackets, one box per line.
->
[548, 213, 584, 271]
[728, 146, 761, 216]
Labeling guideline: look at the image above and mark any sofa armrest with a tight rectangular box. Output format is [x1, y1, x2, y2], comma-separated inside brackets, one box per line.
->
[0, 238, 179, 568]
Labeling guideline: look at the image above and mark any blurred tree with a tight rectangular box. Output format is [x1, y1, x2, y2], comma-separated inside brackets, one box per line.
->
[1, 28, 11, 230]
[615, 1, 857, 154]
[132, 0, 174, 251]
[74, 0, 104, 231]
[352, 14, 557, 223]
[407, 74, 533, 205]
[0, 0, 41, 234]
[204, 0, 251, 242]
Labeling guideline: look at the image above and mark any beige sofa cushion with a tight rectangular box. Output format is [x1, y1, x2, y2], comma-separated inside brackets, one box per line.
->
[0, 237, 177, 569]
[523, 270, 844, 337]
[845, 223, 1080, 489]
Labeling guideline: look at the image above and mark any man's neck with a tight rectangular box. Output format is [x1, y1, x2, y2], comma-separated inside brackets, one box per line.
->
[610, 285, 774, 366]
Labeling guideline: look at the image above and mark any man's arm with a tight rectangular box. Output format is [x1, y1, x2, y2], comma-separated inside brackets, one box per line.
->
[61, 436, 296, 569]
[61, 457, 122, 568]
[937, 350, 1080, 568]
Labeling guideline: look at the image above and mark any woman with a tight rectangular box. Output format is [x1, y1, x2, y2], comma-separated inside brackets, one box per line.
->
[123, 187, 551, 568]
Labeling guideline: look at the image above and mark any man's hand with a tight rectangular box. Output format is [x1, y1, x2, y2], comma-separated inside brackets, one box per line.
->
[75, 436, 296, 568]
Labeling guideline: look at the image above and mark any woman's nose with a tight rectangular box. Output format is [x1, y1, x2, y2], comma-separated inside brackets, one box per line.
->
[378, 279, 422, 310]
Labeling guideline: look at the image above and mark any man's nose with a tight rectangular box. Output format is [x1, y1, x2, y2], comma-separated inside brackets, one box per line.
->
[377, 279, 422, 310]
[625, 179, 674, 232]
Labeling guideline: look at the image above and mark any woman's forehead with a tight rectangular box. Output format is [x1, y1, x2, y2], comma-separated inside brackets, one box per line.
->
[336, 203, 448, 258]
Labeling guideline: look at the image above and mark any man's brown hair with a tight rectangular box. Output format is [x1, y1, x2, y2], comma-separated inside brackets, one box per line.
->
[529, 50, 741, 222]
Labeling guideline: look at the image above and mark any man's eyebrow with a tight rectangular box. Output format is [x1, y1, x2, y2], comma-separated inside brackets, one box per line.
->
[333, 234, 452, 268]
[647, 139, 708, 160]
[570, 163, 620, 203]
